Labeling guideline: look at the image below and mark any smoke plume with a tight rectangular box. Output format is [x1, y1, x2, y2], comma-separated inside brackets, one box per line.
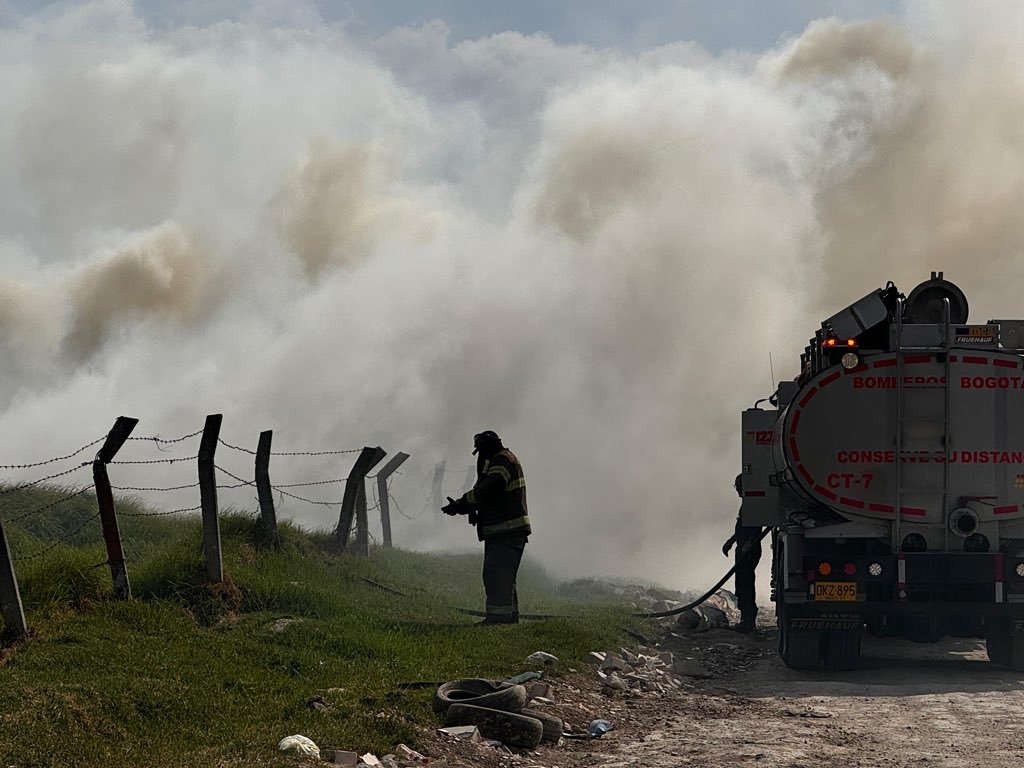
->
[1, 2, 1022, 591]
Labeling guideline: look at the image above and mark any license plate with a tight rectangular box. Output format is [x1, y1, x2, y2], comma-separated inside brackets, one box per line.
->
[813, 582, 857, 601]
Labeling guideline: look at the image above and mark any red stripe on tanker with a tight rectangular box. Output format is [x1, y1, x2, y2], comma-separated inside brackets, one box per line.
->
[785, 349, 1024, 521]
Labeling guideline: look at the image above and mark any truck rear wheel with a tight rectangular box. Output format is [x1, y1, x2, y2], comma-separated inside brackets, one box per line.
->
[823, 630, 861, 671]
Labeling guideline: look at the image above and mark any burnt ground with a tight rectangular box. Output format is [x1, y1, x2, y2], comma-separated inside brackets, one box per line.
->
[420, 625, 1024, 768]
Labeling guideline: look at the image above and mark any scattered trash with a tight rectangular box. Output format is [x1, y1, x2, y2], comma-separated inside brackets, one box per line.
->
[587, 719, 614, 737]
[278, 734, 320, 758]
[526, 651, 559, 666]
[360, 753, 383, 767]
[438, 725, 482, 742]
[270, 618, 300, 632]
[333, 751, 359, 766]
[504, 670, 544, 685]
[396, 743, 430, 763]
[306, 695, 329, 712]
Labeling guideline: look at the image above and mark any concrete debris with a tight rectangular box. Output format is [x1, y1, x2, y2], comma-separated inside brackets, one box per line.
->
[333, 751, 359, 766]
[526, 681, 551, 701]
[600, 652, 627, 672]
[438, 725, 482, 742]
[526, 651, 559, 666]
[587, 651, 606, 665]
[598, 671, 629, 691]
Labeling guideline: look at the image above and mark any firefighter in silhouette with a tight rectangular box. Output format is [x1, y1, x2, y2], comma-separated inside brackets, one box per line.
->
[442, 431, 530, 624]
[722, 473, 761, 633]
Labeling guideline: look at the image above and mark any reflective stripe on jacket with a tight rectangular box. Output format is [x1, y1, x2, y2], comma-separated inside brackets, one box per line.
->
[461, 448, 530, 541]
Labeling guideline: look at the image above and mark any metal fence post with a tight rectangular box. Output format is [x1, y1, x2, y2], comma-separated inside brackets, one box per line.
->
[376, 452, 409, 548]
[94, 416, 139, 600]
[198, 414, 223, 583]
[255, 430, 279, 549]
[0, 517, 27, 640]
[335, 446, 386, 552]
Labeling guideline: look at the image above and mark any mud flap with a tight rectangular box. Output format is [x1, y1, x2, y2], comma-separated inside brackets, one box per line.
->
[823, 630, 862, 671]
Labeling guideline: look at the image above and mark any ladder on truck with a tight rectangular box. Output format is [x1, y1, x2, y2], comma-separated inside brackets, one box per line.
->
[893, 297, 953, 553]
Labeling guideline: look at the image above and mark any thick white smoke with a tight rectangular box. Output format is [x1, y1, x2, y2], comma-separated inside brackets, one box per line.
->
[1, 1, 1022, 590]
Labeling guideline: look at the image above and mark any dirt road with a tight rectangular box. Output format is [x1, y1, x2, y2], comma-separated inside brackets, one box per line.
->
[574, 633, 1024, 768]
[429, 630, 1024, 768]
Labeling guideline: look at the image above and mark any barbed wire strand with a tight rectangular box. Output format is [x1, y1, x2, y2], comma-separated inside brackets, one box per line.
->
[126, 429, 203, 445]
[0, 436, 105, 471]
[214, 465, 256, 488]
[110, 455, 198, 466]
[118, 505, 202, 518]
[217, 437, 362, 457]
[12, 511, 101, 561]
[0, 462, 91, 494]
[2, 485, 95, 525]
[112, 482, 200, 492]
[273, 477, 348, 488]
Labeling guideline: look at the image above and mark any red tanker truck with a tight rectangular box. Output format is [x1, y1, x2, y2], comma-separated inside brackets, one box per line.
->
[742, 273, 1024, 670]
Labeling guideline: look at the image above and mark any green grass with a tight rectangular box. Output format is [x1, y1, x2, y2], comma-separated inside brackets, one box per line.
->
[0, 486, 643, 767]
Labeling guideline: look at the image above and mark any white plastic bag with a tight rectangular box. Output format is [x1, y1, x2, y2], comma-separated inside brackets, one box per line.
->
[278, 734, 321, 758]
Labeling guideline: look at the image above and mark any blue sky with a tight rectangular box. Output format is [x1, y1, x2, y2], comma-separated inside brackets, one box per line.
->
[8, 0, 902, 53]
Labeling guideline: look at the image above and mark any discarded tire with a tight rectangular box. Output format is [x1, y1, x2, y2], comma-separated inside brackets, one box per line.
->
[520, 707, 563, 743]
[432, 678, 527, 715]
[445, 703, 543, 749]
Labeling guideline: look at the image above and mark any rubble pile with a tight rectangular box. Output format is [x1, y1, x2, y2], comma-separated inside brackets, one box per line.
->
[590, 646, 711, 695]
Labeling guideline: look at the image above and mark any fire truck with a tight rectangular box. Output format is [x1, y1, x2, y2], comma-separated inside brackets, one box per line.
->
[742, 273, 1024, 670]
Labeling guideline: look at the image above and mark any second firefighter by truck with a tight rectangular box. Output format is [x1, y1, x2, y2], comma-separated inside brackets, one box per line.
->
[442, 431, 531, 624]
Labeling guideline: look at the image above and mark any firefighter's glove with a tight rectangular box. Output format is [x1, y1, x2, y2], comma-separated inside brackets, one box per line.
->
[467, 510, 478, 526]
[441, 496, 463, 516]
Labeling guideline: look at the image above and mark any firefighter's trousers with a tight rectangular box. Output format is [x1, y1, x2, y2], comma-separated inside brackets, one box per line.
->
[735, 540, 762, 625]
[482, 533, 528, 623]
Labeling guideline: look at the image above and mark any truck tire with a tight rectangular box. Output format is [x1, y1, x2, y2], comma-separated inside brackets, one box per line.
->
[823, 630, 861, 671]
[432, 679, 527, 715]
[520, 707, 563, 743]
[445, 703, 544, 749]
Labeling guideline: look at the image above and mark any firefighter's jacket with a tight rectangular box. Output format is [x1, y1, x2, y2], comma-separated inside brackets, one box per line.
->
[460, 448, 530, 542]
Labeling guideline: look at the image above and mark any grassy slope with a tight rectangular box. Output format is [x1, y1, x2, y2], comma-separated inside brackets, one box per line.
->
[0, 487, 641, 767]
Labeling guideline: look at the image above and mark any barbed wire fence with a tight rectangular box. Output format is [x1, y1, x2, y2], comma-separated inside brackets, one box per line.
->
[0, 414, 412, 640]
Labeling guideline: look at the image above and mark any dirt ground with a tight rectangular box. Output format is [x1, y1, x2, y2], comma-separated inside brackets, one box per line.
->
[422, 625, 1024, 768]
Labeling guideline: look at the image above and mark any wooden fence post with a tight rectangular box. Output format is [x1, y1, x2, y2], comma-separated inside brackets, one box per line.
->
[198, 414, 223, 583]
[354, 447, 387, 555]
[255, 430, 279, 549]
[0, 517, 27, 640]
[376, 452, 409, 548]
[335, 446, 386, 552]
[94, 415, 139, 600]
[431, 460, 446, 515]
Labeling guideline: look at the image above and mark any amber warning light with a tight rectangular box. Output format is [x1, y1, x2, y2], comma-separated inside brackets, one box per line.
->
[822, 338, 858, 348]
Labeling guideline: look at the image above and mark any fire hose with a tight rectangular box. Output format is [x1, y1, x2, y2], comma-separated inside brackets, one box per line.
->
[632, 526, 772, 619]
